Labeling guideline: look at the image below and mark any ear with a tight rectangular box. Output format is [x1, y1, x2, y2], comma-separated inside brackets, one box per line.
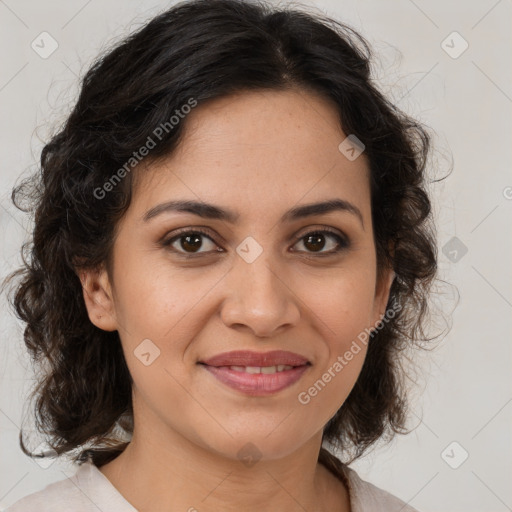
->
[370, 265, 396, 327]
[77, 264, 118, 332]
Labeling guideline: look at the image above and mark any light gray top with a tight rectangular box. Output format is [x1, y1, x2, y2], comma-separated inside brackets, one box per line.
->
[6, 458, 420, 512]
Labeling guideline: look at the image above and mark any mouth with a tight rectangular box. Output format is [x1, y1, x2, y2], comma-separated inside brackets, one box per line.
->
[198, 350, 311, 396]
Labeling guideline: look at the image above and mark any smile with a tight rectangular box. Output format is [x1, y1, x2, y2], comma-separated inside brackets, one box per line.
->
[229, 365, 294, 373]
[199, 350, 311, 396]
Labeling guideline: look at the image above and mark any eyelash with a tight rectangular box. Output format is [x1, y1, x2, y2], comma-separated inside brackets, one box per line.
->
[161, 227, 349, 258]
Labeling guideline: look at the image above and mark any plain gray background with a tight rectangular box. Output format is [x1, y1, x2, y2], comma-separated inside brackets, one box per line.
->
[1, 1, 511, 511]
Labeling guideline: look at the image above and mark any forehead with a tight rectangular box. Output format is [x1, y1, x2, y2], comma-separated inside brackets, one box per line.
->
[130, 89, 370, 220]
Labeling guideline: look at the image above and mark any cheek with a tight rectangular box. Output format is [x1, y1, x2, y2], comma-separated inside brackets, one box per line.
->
[112, 254, 208, 339]
[293, 267, 375, 411]
[297, 311, 370, 423]
[296, 265, 378, 345]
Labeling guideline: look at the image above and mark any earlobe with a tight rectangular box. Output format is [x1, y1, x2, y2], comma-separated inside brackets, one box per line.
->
[77, 265, 118, 332]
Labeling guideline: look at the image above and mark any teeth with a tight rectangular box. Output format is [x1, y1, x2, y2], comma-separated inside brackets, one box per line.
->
[229, 365, 294, 374]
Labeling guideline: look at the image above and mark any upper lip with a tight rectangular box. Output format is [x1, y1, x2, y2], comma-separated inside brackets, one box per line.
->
[200, 350, 310, 367]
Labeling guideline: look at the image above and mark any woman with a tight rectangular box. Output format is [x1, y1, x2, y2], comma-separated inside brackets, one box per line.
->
[3, 0, 437, 510]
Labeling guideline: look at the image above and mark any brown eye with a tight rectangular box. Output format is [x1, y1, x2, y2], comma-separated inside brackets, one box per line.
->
[163, 230, 220, 255]
[179, 233, 204, 253]
[292, 230, 348, 254]
[303, 233, 327, 252]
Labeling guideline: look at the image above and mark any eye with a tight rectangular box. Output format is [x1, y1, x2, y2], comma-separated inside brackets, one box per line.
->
[161, 227, 349, 257]
[162, 229, 221, 255]
[291, 229, 349, 255]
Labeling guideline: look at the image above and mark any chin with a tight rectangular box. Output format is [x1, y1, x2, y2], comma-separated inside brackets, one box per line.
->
[198, 427, 315, 465]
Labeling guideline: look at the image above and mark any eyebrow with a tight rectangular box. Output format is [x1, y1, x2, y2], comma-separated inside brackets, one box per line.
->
[142, 198, 364, 228]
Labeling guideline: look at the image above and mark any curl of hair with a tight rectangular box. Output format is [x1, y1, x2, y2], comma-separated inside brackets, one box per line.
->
[3, 0, 437, 467]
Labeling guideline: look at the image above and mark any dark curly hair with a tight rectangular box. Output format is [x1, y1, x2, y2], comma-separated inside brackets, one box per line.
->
[2, 0, 437, 468]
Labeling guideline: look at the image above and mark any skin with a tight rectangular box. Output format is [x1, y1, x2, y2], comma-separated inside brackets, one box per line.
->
[79, 88, 394, 512]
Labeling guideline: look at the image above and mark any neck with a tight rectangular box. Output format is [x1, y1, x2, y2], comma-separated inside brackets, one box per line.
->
[99, 419, 350, 512]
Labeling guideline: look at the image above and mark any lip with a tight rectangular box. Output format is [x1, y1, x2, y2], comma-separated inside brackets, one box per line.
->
[199, 350, 311, 397]
[200, 350, 310, 367]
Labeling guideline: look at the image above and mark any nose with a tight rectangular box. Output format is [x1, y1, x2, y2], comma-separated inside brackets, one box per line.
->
[219, 255, 301, 338]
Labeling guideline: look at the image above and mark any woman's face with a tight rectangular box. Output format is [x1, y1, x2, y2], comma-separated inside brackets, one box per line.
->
[82, 89, 393, 462]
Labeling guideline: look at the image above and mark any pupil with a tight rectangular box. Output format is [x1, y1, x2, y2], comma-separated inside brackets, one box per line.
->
[304, 233, 325, 252]
[181, 234, 202, 252]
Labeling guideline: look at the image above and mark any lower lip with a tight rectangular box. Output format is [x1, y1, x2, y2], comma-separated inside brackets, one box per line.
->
[201, 364, 310, 396]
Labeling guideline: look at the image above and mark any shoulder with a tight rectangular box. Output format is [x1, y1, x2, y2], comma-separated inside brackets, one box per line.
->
[318, 447, 420, 512]
[5, 462, 135, 512]
[342, 465, 420, 512]
[5, 465, 86, 512]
